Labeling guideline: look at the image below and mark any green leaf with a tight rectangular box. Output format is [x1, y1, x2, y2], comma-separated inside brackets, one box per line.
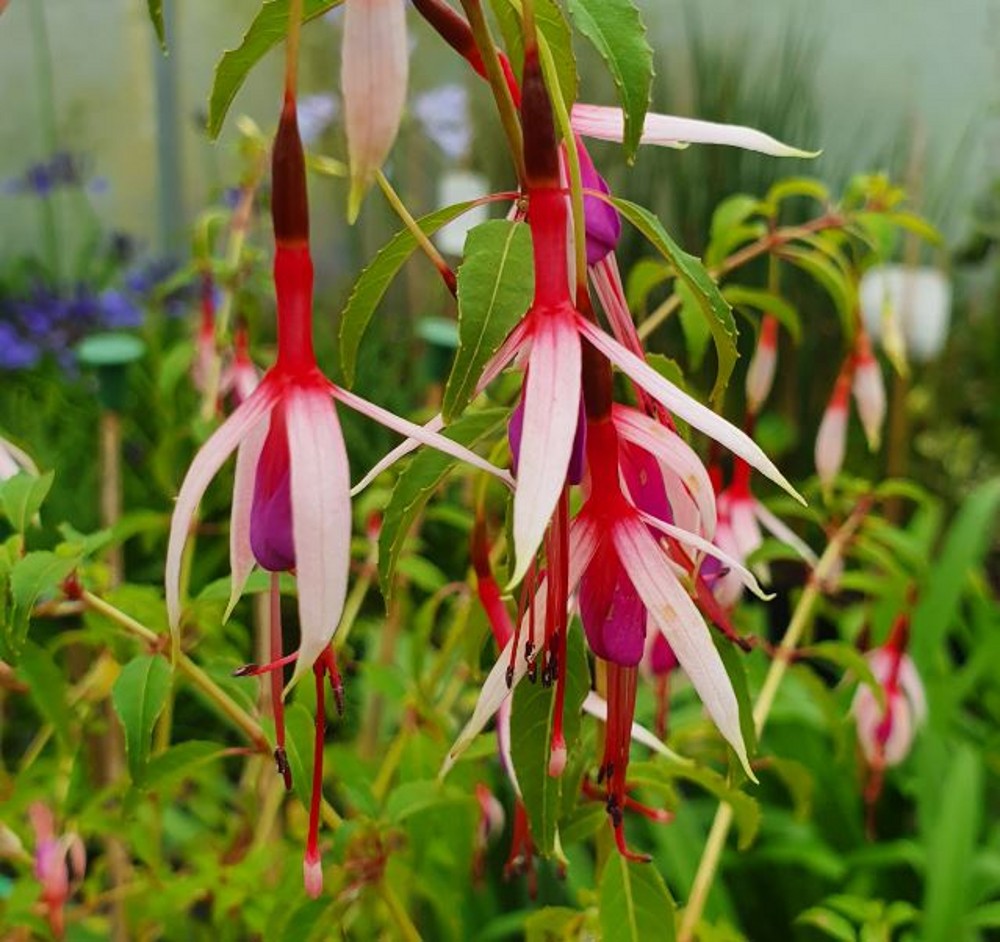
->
[146, 0, 166, 50]
[442, 221, 533, 421]
[0, 471, 53, 533]
[911, 477, 1000, 667]
[5, 551, 78, 660]
[922, 745, 982, 942]
[800, 641, 881, 703]
[488, 0, 578, 110]
[112, 655, 172, 786]
[709, 194, 762, 242]
[377, 408, 508, 601]
[625, 258, 670, 312]
[510, 628, 590, 855]
[18, 641, 74, 748]
[142, 741, 225, 790]
[721, 286, 801, 344]
[795, 907, 857, 942]
[383, 780, 475, 824]
[284, 702, 317, 812]
[339, 200, 479, 386]
[714, 632, 757, 772]
[598, 854, 676, 942]
[677, 282, 712, 369]
[764, 177, 830, 210]
[566, 0, 653, 161]
[611, 197, 738, 403]
[779, 245, 854, 337]
[207, 0, 343, 139]
[525, 907, 585, 941]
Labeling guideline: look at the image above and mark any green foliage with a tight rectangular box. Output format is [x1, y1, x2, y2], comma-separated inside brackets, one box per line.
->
[112, 654, 173, 785]
[599, 855, 676, 942]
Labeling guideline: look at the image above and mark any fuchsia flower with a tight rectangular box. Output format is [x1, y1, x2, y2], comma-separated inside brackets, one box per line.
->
[815, 362, 851, 490]
[342, 0, 408, 220]
[190, 271, 217, 395]
[852, 329, 886, 450]
[166, 91, 507, 897]
[745, 314, 779, 415]
[28, 803, 85, 940]
[219, 321, 261, 406]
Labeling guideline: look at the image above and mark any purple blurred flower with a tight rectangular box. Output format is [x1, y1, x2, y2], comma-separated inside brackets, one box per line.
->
[0, 323, 42, 369]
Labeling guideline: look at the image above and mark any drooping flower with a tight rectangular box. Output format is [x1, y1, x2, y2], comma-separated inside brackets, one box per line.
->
[745, 314, 779, 415]
[28, 802, 86, 940]
[166, 87, 507, 897]
[0, 432, 38, 481]
[219, 321, 261, 406]
[852, 329, 886, 451]
[342, 0, 408, 220]
[815, 361, 851, 490]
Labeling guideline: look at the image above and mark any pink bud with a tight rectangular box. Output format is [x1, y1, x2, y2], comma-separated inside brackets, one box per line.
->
[547, 735, 567, 778]
[303, 852, 324, 899]
[475, 783, 506, 841]
[342, 0, 409, 221]
[852, 334, 886, 451]
[815, 370, 850, 489]
[852, 647, 925, 767]
[745, 315, 778, 414]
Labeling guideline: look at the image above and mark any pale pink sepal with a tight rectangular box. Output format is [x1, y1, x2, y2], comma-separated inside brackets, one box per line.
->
[350, 413, 445, 496]
[612, 516, 755, 779]
[612, 404, 717, 538]
[0, 435, 38, 480]
[442, 517, 599, 775]
[509, 314, 582, 587]
[225, 416, 269, 621]
[576, 315, 803, 505]
[166, 385, 277, 639]
[852, 649, 925, 766]
[342, 0, 409, 221]
[571, 104, 819, 158]
[333, 386, 513, 490]
[815, 401, 848, 490]
[637, 509, 772, 601]
[286, 389, 352, 685]
[582, 691, 687, 763]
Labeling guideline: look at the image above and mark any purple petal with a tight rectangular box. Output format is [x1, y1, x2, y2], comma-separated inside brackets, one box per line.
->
[579, 539, 646, 667]
[250, 404, 296, 572]
[577, 140, 620, 265]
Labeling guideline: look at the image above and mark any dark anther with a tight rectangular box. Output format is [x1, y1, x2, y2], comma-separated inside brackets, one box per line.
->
[274, 747, 292, 790]
[505, 665, 515, 689]
[232, 663, 258, 677]
[524, 640, 534, 660]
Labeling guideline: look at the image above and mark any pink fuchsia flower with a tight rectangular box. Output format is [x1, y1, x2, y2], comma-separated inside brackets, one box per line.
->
[852, 622, 926, 770]
[0, 432, 37, 481]
[713, 458, 818, 609]
[745, 314, 779, 416]
[167, 93, 507, 898]
[28, 803, 85, 940]
[342, 0, 408, 220]
[218, 321, 261, 407]
[190, 271, 217, 396]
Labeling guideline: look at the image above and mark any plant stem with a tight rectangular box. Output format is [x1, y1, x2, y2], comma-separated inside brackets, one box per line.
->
[82, 590, 270, 755]
[379, 880, 423, 942]
[638, 213, 845, 341]
[459, 0, 526, 186]
[678, 500, 869, 942]
[376, 170, 456, 293]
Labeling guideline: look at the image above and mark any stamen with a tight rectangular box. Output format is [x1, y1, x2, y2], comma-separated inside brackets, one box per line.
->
[304, 658, 327, 898]
[270, 574, 290, 789]
[231, 652, 298, 677]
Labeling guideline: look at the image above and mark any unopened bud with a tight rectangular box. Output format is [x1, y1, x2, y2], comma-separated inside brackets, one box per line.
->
[852, 334, 886, 451]
[745, 315, 778, 414]
[303, 852, 324, 899]
[815, 369, 850, 489]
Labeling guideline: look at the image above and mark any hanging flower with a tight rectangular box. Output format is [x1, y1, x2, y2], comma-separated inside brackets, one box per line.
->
[815, 361, 851, 490]
[342, 0, 408, 220]
[852, 329, 886, 450]
[28, 803, 86, 940]
[745, 314, 779, 415]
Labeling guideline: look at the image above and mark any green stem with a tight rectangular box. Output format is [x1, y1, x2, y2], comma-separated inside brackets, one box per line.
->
[459, 0, 526, 186]
[379, 881, 423, 942]
[82, 590, 270, 755]
[677, 501, 869, 942]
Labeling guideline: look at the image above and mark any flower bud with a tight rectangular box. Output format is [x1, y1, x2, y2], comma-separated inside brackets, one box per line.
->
[745, 315, 778, 414]
[303, 852, 324, 899]
[852, 332, 885, 451]
[342, 0, 408, 221]
[815, 368, 850, 489]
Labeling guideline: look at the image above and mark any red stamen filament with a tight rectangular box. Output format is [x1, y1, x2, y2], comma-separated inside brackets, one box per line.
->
[305, 658, 327, 877]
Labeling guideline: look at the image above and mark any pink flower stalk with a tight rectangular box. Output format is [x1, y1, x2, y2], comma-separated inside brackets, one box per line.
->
[28, 803, 85, 940]
[167, 89, 506, 897]
[851, 614, 926, 830]
[342, 0, 408, 220]
[0, 432, 37, 481]
[852, 329, 886, 451]
[815, 361, 851, 490]
[745, 314, 779, 415]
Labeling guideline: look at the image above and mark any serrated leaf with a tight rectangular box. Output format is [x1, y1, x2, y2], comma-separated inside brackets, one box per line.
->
[722, 286, 801, 344]
[488, 0, 578, 110]
[566, 0, 652, 162]
[339, 200, 479, 386]
[18, 641, 74, 749]
[207, 0, 343, 139]
[142, 741, 225, 790]
[0, 471, 53, 533]
[599, 854, 676, 942]
[112, 655, 172, 786]
[378, 408, 507, 601]
[442, 221, 533, 420]
[510, 628, 589, 855]
[611, 197, 738, 404]
[146, 0, 166, 50]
